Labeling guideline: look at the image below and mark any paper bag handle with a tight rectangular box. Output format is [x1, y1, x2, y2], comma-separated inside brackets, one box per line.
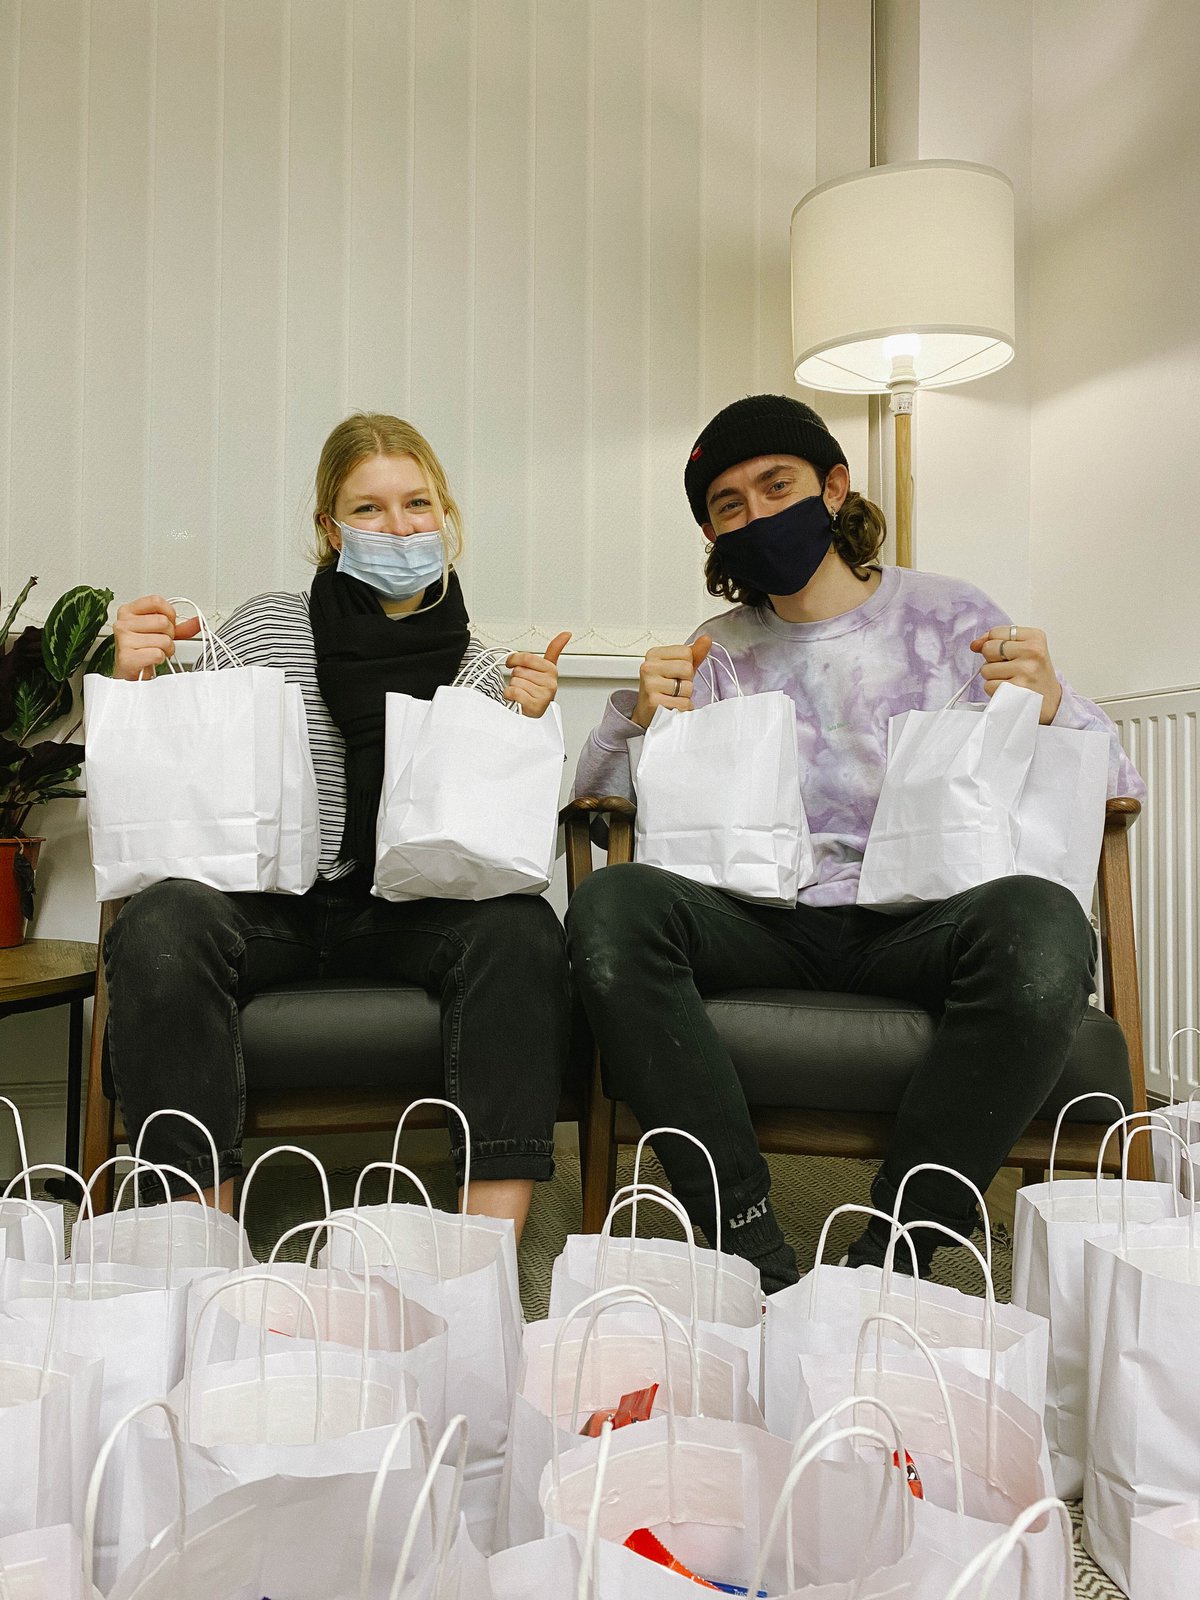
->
[238, 1145, 332, 1265]
[852, 1312, 965, 1513]
[387, 1414, 470, 1600]
[187, 1271, 324, 1443]
[83, 1400, 187, 1590]
[0, 1098, 32, 1199]
[358, 1412, 434, 1600]
[631, 1126, 726, 1317]
[889, 1163, 993, 1279]
[943, 1498, 1073, 1600]
[134, 1108, 221, 1197]
[346, 1161, 445, 1282]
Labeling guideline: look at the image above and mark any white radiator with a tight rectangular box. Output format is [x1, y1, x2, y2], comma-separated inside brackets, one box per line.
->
[1100, 686, 1200, 1100]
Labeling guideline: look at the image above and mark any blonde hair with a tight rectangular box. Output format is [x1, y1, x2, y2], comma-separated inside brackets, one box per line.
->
[312, 412, 465, 570]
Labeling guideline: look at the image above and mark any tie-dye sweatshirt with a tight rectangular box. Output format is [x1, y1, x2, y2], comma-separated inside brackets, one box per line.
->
[572, 565, 1146, 908]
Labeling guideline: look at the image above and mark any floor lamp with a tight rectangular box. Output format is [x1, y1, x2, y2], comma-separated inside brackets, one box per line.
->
[789, 161, 1015, 568]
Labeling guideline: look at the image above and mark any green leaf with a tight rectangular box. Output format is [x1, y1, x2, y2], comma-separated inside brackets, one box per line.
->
[6, 666, 71, 741]
[27, 786, 85, 801]
[41, 585, 113, 682]
[87, 632, 117, 679]
[0, 575, 37, 651]
[20, 741, 84, 782]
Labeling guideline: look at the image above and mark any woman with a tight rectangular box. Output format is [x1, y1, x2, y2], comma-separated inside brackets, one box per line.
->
[107, 412, 571, 1235]
[567, 392, 1145, 1289]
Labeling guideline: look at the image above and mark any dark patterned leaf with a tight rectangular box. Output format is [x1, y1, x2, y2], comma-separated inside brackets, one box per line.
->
[0, 626, 44, 730]
[0, 575, 36, 651]
[87, 632, 117, 679]
[41, 585, 113, 681]
[6, 667, 71, 741]
[21, 741, 84, 782]
[12, 847, 35, 922]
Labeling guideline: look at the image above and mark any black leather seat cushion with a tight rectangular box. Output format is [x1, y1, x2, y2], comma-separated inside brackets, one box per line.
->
[240, 981, 443, 1091]
[705, 989, 1132, 1123]
[239, 980, 592, 1096]
[239, 980, 1129, 1126]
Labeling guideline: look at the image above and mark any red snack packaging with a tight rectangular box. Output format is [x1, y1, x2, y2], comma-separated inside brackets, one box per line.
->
[625, 1528, 719, 1588]
[580, 1381, 659, 1437]
[893, 1447, 925, 1498]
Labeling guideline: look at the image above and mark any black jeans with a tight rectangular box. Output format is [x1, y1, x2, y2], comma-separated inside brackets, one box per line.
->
[105, 876, 571, 1195]
[567, 864, 1095, 1256]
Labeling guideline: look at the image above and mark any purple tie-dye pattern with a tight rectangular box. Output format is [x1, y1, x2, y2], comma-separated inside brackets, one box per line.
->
[573, 566, 1146, 908]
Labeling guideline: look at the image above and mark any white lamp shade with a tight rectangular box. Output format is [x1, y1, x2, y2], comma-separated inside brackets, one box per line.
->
[791, 160, 1015, 392]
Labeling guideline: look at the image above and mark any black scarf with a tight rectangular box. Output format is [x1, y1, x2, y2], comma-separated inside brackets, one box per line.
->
[309, 564, 471, 869]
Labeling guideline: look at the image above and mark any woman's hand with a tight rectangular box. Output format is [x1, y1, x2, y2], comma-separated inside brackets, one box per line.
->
[505, 631, 572, 717]
[630, 636, 713, 730]
[112, 595, 201, 680]
[970, 625, 1062, 724]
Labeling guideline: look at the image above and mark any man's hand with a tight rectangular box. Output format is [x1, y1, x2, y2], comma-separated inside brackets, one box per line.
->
[970, 625, 1062, 725]
[505, 631, 571, 717]
[631, 636, 713, 730]
[113, 596, 201, 680]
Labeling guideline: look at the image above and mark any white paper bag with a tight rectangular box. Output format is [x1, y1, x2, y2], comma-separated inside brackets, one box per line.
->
[84, 657, 286, 899]
[374, 680, 564, 901]
[858, 681, 1041, 911]
[768, 1198, 1049, 1439]
[548, 1182, 765, 1407]
[1012, 723, 1109, 913]
[1010, 1103, 1185, 1498]
[632, 660, 813, 906]
[1082, 1203, 1200, 1591]
[97, 1404, 464, 1600]
[499, 1284, 764, 1548]
[0, 1526, 101, 1600]
[70, 1148, 247, 1273]
[1151, 1025, 1200, 1183]
[272, 681, 321, 893]
[322, 1103, 523, 1481]
[190, 1213, 449, 1434]
[794, 1317, 1068, 1600]
[117, 1271, 426, 1573]
[541, 1402, 938, 1600]
[1129, 1500, 1200, 1600]
[0, 1341, 104, 1540]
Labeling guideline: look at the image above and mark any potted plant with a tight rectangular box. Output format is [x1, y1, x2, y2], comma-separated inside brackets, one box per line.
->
[0, 576, 115, 947]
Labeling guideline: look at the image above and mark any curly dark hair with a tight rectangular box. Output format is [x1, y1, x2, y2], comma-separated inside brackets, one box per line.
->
[703, 479, 887, 608]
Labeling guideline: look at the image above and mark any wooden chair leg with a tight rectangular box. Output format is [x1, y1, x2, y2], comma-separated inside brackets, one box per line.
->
[81, 903, 119, 1213]
[581, 1052, 617, 1232]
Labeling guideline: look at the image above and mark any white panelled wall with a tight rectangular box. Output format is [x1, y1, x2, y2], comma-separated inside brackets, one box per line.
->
[0, 0, 869, 653]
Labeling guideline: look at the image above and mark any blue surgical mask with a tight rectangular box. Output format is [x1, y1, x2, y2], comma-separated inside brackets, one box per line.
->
[334, 522, 446, 600]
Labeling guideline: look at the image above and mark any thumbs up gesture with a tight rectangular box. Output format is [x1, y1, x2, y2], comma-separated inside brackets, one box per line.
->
[631, 636, 713, 729]
[505, 631, 572, 717]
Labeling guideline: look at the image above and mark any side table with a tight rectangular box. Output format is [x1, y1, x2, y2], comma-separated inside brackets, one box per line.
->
[0, 938, 98, 1198]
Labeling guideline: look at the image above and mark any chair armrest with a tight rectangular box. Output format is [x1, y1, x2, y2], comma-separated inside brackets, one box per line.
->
[559, 796, 637, 898]
[1097, 798, 1149, 1172]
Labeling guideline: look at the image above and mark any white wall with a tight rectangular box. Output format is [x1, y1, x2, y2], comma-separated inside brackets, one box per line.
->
[1029, 0, 1200, 702]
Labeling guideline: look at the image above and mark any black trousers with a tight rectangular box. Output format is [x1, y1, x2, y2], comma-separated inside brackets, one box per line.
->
[104, 876, 572, 1194]
[566, 864, 1094, 1258]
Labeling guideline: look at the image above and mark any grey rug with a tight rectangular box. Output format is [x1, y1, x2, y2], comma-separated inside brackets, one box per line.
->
[56, 1148, 1125, 1597]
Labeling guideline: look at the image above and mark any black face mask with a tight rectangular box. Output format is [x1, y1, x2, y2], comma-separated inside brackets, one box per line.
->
[712, 494, 834, 597]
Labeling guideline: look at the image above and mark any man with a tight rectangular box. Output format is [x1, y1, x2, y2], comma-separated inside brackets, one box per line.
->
[567, 393, 1144, 1291]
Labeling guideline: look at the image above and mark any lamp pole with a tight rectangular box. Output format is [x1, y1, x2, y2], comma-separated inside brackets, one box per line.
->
[887, 349, 917, 569]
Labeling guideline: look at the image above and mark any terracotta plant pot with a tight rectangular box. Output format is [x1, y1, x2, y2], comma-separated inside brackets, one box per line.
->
[0, 838, 43, 948]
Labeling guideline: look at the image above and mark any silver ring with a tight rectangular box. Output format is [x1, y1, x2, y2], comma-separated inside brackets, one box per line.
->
[672, 677, 682, 697]
[1009, 624, 1019, 641]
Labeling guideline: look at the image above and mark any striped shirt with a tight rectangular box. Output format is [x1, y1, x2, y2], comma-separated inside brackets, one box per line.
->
[217, 590, 506, 879]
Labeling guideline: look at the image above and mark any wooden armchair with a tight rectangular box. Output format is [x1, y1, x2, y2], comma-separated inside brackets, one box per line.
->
[81, 897, 591, 1213]
[563, 797, 1150, 1232]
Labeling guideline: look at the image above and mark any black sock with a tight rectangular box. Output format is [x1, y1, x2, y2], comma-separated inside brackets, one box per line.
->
[844, 1215, 933, 1277]
[717, 1195, 798, 1294]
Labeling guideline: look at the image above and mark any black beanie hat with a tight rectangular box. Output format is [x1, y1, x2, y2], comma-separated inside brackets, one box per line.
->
[684, 393, 849, 525]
